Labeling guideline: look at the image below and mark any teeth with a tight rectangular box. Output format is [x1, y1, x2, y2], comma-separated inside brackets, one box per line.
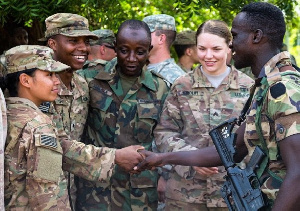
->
[74, 55, 86, 60]
[232, 52, 236, 56]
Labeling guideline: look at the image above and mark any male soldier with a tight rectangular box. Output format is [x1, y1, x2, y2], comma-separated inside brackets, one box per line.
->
[77, 29, 116, 83]
[173, 31, 199, 72]
[37, 13, 112, 210]
[137, 2, 300, 210]
[143, 14, 185, 86]
[76, 19, 169, 211]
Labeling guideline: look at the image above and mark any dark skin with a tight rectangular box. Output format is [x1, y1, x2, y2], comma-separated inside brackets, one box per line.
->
[137, 12, 300, 210]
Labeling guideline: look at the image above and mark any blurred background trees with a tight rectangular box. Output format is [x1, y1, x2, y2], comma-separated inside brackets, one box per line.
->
[0, 0, 299, 63]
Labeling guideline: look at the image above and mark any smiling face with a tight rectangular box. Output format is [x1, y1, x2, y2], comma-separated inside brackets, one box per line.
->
[26, 69, 60, 106]
[231, 12, 254, 70]
[196, 33, 230, 76]
[49, 35, 91, 71]
[116, 27, 151, 77]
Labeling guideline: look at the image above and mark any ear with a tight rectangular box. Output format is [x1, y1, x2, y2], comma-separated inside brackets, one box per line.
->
[19, 73, 32, 88]
[99, 45, 106, 55]
[48, 38, 57, 51]
[185, 48, 192, 56]
[253, 29, 263, 44]
[159, 34, 166, 44]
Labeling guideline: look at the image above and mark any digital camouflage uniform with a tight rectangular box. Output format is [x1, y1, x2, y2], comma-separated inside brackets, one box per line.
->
[244, 51, 300, 205]
[147, 58, 185, 86]
[154, 65, 254, 209]
[143, 14, 186, 87]
[38, 13, 98, 209]
[3, 45, 116, 210]
[76, 59, 169, 211]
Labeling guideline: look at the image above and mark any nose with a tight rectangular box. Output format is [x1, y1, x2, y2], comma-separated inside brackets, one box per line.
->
[205, 49, 213, 58]
[77, 39, 89, 52]
[127, 51, 137, 62]
[53, 73, 60, 85]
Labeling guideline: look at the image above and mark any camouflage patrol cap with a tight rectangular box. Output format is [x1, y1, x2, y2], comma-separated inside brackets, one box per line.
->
[173, 31, 196, 45]
[90, 29, 115, 46]
[39, 13, 98, 41]
[5, 45, 70, 74]
[143, 14, 176, 32]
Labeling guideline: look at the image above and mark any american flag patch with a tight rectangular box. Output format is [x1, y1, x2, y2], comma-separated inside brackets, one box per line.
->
[40, 135, 57, 148]
[39, 102, 51, 113]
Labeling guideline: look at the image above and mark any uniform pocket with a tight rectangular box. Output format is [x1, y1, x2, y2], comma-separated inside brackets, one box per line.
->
[130, 169, 158, 188]
[33, 134, 63, 183]
[136, 100, 161, 143]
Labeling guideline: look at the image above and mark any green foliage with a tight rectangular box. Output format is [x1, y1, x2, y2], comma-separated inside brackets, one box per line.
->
[0, 0, 299, 64]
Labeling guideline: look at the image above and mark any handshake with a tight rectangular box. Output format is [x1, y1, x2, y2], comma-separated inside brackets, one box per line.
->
[115, 145, 163, 173]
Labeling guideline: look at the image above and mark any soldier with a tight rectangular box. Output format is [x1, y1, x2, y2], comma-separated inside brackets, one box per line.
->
[137, 2, 300, 210]
[154, 20, 253, 211]
[76, 19, 169, 211]
[38, 13, 106, 209]
[173, 30, 199, 72]
[77, 29, 116, 83]
[143, 14, 185, 86]
[3, 45, 144, 210]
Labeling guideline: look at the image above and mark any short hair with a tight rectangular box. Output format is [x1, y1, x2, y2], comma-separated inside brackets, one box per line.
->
[5, 68, 36, 97]
[116, 19, 151, 44]
[196, 20, 232, 45]
[241, 2, 285, 49]
[174, 44, 195, 58]
[155, 30, 176, 48]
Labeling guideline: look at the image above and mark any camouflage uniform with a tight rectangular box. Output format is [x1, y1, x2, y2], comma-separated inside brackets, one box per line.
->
[244, 51, 300, 204]
[77, 59, 108, 83]
[38, 13, 98, 209]
[0, 87, 6, 210]
[3, 45, 116, 210]
[154, 65, 254, 209]
[143, 14, 186, 86]
[173, 31, 197, 72]
[76, 59, 169, 210]
[147, 58, 185, 86]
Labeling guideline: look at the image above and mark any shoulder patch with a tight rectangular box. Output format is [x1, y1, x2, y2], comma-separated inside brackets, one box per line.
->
[40, 135, 57, 148]
[270, 82, 286, 99]
[39, 102, 51, 113]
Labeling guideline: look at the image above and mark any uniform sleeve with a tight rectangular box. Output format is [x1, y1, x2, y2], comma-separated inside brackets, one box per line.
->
[267, 74, 300, 142]
[154, 84, 197, 179]
[58, 130, 116, 182]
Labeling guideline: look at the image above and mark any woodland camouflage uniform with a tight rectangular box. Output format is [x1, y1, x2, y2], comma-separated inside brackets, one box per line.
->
[244, 51, 300, 207]
[76, 59, 169, 210]
[154, 65, 254, 209]
[4, 45, 116, 210]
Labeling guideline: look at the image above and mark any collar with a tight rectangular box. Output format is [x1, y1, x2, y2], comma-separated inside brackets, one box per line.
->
[6, 97, 39, 111]
[192, 65, 240, 90]
[83, 59, 108, 68]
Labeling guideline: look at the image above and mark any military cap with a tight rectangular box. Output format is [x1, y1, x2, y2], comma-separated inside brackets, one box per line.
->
[173, 31, 196, 45]
[90, 29, 115, 46]
[39, 13, 98, 41]
[5, 45, 70, 74]
[143, 14, 176, 32]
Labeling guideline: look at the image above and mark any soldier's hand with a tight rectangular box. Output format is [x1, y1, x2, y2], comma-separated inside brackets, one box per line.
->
[133, 150, 164, 172]
[115, 145, 145, 172]
[193, 166, 218, 176]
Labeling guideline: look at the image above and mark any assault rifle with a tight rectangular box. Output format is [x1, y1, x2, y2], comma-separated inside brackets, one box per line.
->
[209, 118, 266, 211]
